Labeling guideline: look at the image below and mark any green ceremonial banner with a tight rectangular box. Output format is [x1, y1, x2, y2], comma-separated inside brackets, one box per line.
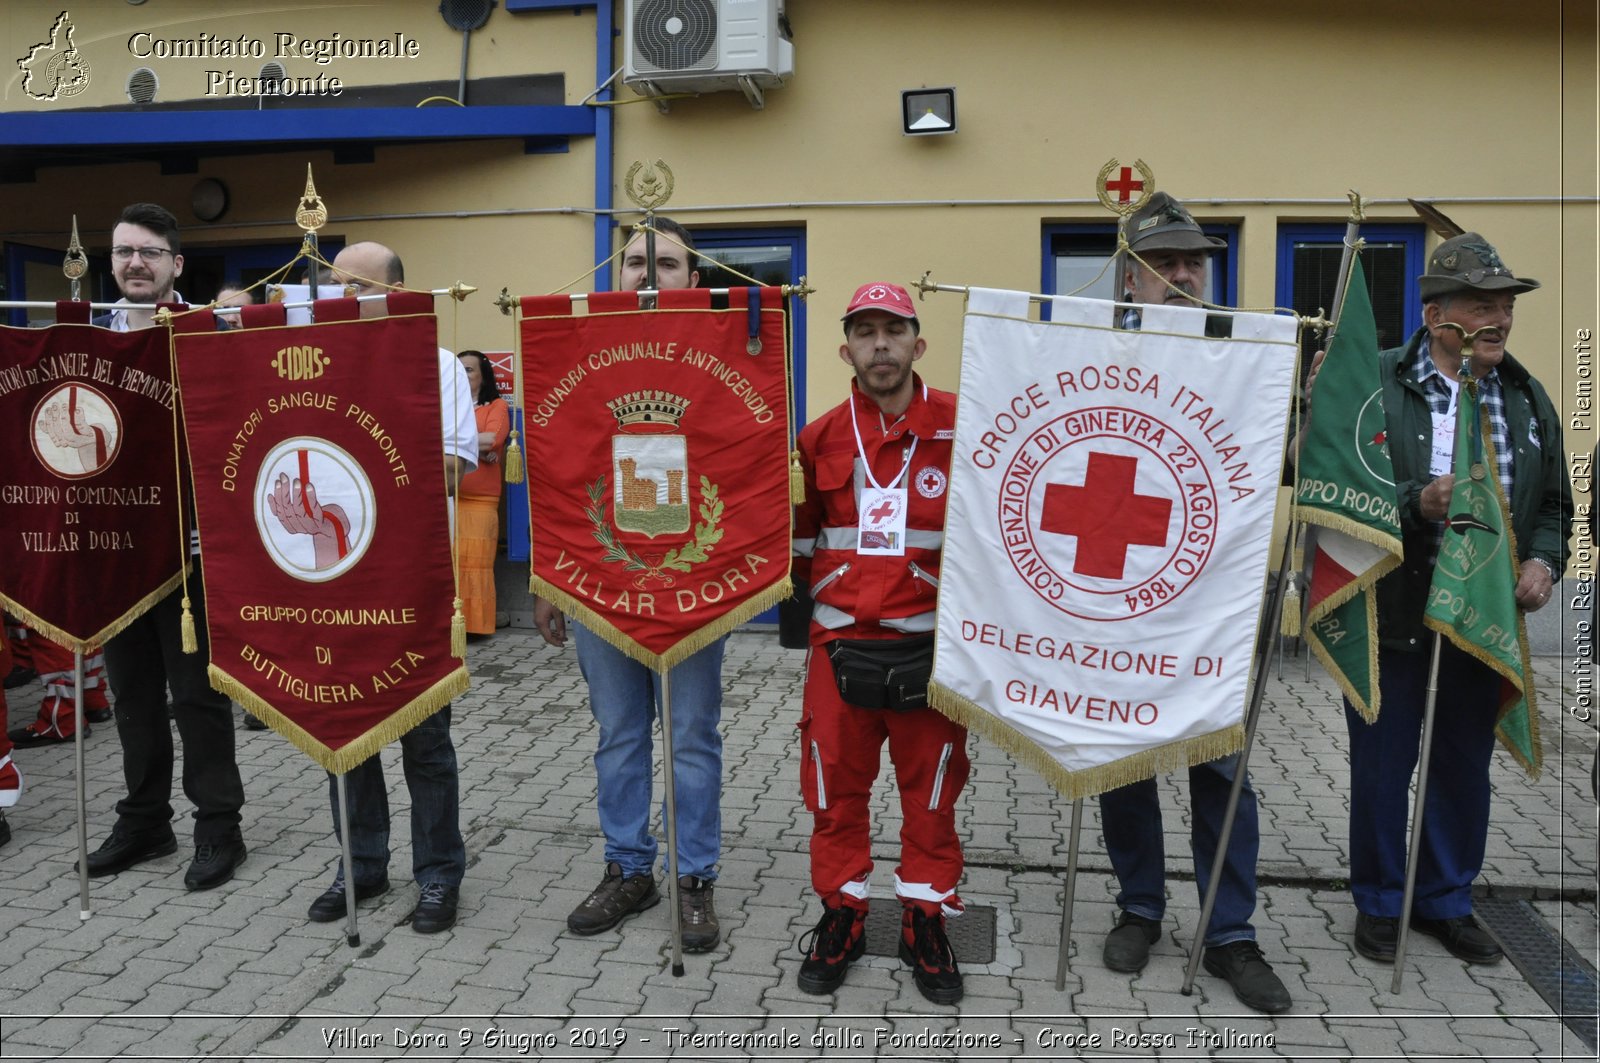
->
[1422, 374, 1541, 776]
[1297, 257, 1402, 718]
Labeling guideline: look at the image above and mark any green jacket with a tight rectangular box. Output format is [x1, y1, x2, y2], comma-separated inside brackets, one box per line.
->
[1375, 328, 1573, 652]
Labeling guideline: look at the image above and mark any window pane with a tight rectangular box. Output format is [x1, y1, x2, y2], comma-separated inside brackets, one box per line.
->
[1290, 239, 1409, 362]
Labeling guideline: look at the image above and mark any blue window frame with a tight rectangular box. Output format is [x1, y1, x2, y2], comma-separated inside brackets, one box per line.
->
[1042, 220, 1239, 315]
[1276, 223, 1424, 365]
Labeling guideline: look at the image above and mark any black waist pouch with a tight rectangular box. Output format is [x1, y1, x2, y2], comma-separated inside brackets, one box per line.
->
[825, 634, 935, 710]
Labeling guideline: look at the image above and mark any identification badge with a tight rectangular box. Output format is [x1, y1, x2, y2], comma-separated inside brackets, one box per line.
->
[858, 487, 908, 555]
[1429, 410, 1455, 479]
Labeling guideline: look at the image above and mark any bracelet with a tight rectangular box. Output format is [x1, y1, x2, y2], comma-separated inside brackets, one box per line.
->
[1529, 556, 1558, 581]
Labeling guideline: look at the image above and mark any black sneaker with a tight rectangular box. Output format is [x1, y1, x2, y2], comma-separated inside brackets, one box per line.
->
[1103, 910, 1162, 972]
[0, 811, 10, 850]
[185, 834, 246, 891]
[1202, 939, 1291, 1014]
[307, 876, 391, 923]
[242, 713, 269, 731]
[797, 904, 865, 995]
[898, 906, 963, 1005]
[678, 876, 720, 952]
[567, 861, 659, 935]
[1353, 912, 1398, 962]
[3, 666, 37, 690]
[83, 826, 177, 877]
[1411, 913, 1503, 964]
[411, 883, 459, 934]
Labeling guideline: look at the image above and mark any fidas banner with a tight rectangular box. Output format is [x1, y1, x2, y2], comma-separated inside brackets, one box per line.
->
[522, 287, 792, 666]
[173, 296, 467, 773]
[929, 289, 1298, 799]
[0, 306, 186, 650]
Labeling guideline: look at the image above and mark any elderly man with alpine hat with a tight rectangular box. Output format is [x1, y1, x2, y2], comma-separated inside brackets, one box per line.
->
[1096, 191, 1292, 1015]
[790, 281, 970, 1005]
[1346, 232, 1570, 966]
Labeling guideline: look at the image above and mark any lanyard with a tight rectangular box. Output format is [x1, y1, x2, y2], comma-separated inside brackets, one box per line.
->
[846, 381, 926, 491]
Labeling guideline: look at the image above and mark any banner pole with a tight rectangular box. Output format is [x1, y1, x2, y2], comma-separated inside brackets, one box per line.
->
[1389, 630, 1444, 994]
[73, 649, 91, 920]
[337, 772, 361, 947]
[1180, 542, 1291, 994]
[659, 670, 685, 976]
[1054, 799, 1083, 990]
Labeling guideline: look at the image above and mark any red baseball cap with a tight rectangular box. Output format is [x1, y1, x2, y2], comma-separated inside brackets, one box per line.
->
[841, 282, 918, 323]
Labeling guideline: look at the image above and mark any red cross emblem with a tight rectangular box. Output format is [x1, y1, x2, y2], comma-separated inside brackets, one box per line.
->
[867, 498, 898, 522]
[1103, 166, 1145, 204]
[1040, 452, 1171, 579]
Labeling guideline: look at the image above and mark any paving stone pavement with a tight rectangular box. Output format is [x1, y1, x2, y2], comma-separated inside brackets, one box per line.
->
[0, 629, 1594, 1061]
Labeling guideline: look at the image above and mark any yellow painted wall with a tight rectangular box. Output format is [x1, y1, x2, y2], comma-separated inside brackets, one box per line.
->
[1, 0, 1593, 466]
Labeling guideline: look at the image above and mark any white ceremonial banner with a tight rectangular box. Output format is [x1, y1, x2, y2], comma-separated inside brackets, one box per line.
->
[928, 289, 1298, 799]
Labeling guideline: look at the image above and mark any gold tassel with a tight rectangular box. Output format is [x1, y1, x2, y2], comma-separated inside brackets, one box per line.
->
[1280, 577, 1301, 637]
[451, 597, 467, 659]
[789, 449, 806, 504]
[180, 597, 198, 653]
[502, 432, 525, 484]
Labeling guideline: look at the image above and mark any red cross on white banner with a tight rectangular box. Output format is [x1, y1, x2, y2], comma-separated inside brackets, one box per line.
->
[1040, 451, 1171, 579]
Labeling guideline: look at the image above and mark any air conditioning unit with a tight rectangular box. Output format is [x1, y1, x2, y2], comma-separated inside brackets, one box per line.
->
[624, 0, 794, 109]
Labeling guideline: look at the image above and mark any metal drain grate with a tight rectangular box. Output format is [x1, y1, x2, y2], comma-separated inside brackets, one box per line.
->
[1475, 897, 1598, 1051]
[862, 899, 996, 964]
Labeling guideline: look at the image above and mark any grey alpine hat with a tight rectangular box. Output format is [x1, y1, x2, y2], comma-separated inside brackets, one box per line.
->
[1121, 192, 1228, 254]
[1419, 232, 1540, 300]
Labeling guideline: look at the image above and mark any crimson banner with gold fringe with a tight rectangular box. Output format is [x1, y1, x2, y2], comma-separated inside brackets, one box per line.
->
[173, 295, 467, 773]
[522, 287, 793, 666]
[0, 304, 187, 651]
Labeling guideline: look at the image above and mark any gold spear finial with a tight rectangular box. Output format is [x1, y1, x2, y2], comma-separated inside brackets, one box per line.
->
[295, 164, 328, 232]
[448, 281, 477, 302]
[62, 214, 88, 281]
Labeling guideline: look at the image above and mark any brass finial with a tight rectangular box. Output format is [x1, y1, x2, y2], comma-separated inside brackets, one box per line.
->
[915, 270, 937, 299]
[782, 274, 815, 300]
[448, 281, 477, 302]
[1346, 190, 1367, 223]
[62, 215, 88, 281]
[624, 159, 675, 211]
[496, 287, 515, 316]
[1095, 158, 1154, 217]
[295, 164, 328, 232]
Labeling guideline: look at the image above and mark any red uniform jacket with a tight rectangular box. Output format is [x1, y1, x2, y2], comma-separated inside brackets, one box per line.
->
[793, 376, 955, 645]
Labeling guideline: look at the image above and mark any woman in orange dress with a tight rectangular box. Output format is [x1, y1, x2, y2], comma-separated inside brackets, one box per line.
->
[455, 351, 510, 637]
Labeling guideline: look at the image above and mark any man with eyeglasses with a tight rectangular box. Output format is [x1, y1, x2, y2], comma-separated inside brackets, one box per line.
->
[84, 203, 248, 891]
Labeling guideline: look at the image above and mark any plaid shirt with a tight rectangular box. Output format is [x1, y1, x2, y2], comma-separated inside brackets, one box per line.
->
[1411, 334, 1514, 561]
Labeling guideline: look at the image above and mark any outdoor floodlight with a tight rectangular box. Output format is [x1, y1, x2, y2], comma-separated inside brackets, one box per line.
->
[902, 88, 956, 136]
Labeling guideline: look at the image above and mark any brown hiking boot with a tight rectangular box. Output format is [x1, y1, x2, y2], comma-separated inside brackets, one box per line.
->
[567, 861, 659, 935]
[678, 876, 720, 952]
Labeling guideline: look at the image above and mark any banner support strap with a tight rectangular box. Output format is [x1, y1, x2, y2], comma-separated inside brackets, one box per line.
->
[1180, 539, 1293, 994]
[337, 773, 362, 948]
[74, 649, 92, 921]
[1054, 799, 1084, 990]
[659, 671, 686, 977]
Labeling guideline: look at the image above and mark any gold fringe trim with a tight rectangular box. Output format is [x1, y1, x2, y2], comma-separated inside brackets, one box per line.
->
[928, 680, 1245, 801]
[789, 449, 806, 504]
[532, 572, 792, 670]
[502, 433, 525, 484]
[1304, 553, 1402, 623]
[1296, 507, 1404, 559]
[1306, 608, 1381, 722]
[209, 663, 471, 775]
[0, 567, 186, 655]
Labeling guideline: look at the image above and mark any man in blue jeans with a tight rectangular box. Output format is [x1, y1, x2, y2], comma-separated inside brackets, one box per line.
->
[534, 218, 724, 952]
[303, 241, 479, 934]
[1096, 192, 1290, 1015]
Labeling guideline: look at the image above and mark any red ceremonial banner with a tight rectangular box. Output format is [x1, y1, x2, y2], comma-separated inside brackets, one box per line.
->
[0, 317, 187, 651]
[522, 287, 793, 666]
[173, 303, 468, 772]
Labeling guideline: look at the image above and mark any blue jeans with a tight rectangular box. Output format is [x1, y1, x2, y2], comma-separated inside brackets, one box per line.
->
[325, 704, 464, 888]
[1345, 644, 1498, 919]
[573, 625, 724, 881]
[1098, 754, 1258, 946]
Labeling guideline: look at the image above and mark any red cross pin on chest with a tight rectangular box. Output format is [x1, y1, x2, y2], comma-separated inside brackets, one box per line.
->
[1040, 451, 1171, 579]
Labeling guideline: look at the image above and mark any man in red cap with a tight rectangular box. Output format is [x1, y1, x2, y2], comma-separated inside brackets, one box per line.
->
[791, 282, 969, 1004]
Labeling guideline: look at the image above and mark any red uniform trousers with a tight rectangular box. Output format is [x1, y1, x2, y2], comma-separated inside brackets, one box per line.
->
[19, 629, 108, 741]
[0, 628, 19, 805]
[799, 646, 970, 916]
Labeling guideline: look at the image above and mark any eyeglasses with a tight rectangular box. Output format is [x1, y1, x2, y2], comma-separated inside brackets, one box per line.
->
[110, 246, 175, 263]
